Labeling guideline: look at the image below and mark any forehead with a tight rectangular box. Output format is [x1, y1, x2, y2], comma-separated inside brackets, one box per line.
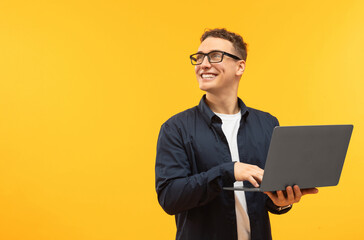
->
[197, 37, 235, 53]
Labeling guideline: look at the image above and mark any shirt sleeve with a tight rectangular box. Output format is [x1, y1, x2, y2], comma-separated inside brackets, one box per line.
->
[155, 122, 235, 215]
[265, 197, 293, 214]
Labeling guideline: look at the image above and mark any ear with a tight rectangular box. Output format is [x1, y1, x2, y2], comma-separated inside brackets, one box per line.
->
[236, 60, 246, 76]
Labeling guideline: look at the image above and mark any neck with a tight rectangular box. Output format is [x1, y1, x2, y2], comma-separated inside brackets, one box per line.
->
[205, 91, 239, 114]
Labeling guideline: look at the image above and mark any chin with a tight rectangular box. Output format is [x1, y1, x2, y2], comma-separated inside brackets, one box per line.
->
[199, 83, 215, 92]
[198, 78, 214, 89]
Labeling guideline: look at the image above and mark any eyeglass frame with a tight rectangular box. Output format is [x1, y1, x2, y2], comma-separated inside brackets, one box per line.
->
[189, 50, 242, 65]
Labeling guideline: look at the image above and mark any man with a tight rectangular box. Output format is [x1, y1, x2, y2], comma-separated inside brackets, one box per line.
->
[155, 28, 318, 240]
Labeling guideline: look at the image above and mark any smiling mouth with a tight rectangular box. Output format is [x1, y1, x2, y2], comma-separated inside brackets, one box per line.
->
[201, 73, 217, 80]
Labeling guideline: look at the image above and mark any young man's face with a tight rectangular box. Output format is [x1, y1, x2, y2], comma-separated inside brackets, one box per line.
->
[195, 37, 245, 94]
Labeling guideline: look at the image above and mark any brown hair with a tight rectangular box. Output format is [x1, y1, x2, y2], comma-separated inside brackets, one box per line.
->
[200, 28, 248, 61]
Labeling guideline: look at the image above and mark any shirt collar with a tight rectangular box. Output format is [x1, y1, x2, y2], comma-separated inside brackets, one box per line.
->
[198, 94, 249, 124]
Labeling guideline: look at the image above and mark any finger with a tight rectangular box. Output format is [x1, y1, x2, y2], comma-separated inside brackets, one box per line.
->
[251, 165, 264, 176]
[246, 168, 263, 184]
[253, 171, 263, 184]
[293, 185, 302, 202]
[255, 167, 264, 176]
[301, 188, 319, 195]
[264, 191, 275, 200]
[286, 186, 295, 203]
[276, 190, 285, 200]
[248, 176, 260, 188]
[251, 164, 263, 170]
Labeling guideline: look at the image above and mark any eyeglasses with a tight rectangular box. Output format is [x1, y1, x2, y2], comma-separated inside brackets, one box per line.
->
[189, 50, 242, 65]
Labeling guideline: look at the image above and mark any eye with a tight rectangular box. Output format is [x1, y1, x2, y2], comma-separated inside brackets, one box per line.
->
[195, 54, 204, 61]
[209, 52, 222, 61]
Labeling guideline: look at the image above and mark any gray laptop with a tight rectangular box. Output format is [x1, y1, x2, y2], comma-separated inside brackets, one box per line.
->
[223, 125, 353, 192]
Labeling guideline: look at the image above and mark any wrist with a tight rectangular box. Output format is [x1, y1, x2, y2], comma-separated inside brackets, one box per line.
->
[276, 204, 292, 212]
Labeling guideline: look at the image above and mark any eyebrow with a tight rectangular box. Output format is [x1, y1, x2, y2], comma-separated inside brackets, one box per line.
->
[196, 50, 221, 54]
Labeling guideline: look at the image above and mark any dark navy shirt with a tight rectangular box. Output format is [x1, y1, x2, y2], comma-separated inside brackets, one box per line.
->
[155, 95, 291, 240]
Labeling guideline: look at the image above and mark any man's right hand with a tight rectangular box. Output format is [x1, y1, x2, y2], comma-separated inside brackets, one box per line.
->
[234, 162, 264, 188]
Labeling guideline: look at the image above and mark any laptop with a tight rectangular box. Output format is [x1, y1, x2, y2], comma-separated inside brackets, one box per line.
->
[223, 125, 353, 192]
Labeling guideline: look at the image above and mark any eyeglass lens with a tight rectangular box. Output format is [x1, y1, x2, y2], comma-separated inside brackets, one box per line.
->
[191, 51, 224, 65]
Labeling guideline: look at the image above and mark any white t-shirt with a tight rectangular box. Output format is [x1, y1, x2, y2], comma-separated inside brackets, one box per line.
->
[215, 111, 251, 240]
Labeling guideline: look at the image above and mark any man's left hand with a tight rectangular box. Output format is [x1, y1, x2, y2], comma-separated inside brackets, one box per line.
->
[264, 185, 319, 207]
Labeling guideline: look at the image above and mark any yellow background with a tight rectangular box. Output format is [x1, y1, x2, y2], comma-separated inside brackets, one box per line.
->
[0, 0, 363, 239]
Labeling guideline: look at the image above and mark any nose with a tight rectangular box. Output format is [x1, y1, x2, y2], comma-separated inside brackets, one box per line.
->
[200, 55, 211, 69]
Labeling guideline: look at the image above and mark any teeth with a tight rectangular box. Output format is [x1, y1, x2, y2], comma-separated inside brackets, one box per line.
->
[202, 74, 216, 79]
